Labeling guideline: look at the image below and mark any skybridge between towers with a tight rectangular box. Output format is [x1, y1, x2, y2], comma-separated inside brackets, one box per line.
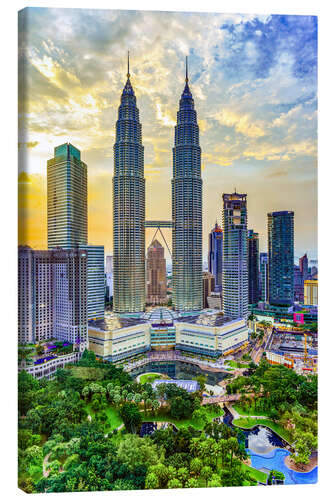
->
[144, 220, 173, 259]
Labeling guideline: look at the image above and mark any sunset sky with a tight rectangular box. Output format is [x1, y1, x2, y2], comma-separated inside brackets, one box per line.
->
[18, 8, 317, 263]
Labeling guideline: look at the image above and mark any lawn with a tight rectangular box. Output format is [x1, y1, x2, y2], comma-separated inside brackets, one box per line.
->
[233, 403, 268, 417]
[85, 403, 123, 431]
[138, 372, 168, 384]
[142, 406, 224, 431]
[241, 463, 268, 484]
[68, 366, 105, 380]
[225, 360, 249, 369]
[232, 417, 292, 443]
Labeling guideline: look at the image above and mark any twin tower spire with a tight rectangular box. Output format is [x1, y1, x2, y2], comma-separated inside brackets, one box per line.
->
[113, 53, 202, 314]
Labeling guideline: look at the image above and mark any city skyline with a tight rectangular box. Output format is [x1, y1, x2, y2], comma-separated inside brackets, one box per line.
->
[18, 8, 317, 260]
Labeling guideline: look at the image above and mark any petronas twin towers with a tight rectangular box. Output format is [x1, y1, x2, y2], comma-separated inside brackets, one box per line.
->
[113, 56, 202, 313]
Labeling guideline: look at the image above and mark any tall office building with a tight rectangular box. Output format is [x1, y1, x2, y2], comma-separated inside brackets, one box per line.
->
[18, 246, 52, 344]
[259, 252, 268, 303]
[172, 58, 202, 311]
[202, 271, 215, 308]
[248, 230, 260, 305]
[18, 246, 88, 349]
[47, 143, 87, 249]
[208, 222, 223, 292]
[52, 248, 88, 349]
[105, 256, 113, 300]
[106, 256, 113, 274]
[267, 211, 294, 306]
[304, 279, 318, 306]
[299, 253, 309, 280]
[222, 192, 248, 320]
[79, 245, 105, 320]
[146, 239, 167, 305]
[294, 265, 304, 303]
[113, 55, 145, 313]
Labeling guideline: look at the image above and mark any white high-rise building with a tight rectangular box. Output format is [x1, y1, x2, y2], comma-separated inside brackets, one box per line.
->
[18, 246, 88, 350]
[79, 245, 105, 320]
[222, 192, 248, 320]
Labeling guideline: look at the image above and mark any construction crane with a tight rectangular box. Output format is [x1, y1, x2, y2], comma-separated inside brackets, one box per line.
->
[303, 333, 308, 364]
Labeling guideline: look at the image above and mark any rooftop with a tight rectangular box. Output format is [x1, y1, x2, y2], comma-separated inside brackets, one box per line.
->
[89, 312, 147, 331]
[152, 379, 199, 393]
[176, 311, 236, 327]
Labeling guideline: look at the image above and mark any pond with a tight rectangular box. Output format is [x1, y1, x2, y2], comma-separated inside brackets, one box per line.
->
[222, 407, 286, 451]
[130, 360, 230, 386]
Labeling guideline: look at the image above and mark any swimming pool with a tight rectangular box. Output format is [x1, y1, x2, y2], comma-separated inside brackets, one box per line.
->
[247, 447, 318, 485]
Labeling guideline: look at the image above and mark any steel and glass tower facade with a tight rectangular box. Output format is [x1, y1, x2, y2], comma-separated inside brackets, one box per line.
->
[47, 143, 87, 249]
[248, 229, 260, 305]
[172, 58, 202, 311]
[259, 252, 268, 302]
[267, 211, 294, 306]
[222, 193, 248, 320]
[113, 56, 145, 313]
[208, 222, 223, 292]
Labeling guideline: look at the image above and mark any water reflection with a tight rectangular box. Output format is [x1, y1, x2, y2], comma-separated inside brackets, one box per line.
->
[130, 360, 229, 386]
[247, 426, 284, 453]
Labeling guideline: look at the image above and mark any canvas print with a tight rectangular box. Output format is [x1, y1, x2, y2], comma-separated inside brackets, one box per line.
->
[18, 7, 318, 493]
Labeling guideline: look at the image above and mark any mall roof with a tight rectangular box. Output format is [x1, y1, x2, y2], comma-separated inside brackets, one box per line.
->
[175, 312, 237, 327]
[88, 313, 147, 331]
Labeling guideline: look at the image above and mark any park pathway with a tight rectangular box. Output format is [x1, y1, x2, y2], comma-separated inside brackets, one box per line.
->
[42, 453, 51, 478]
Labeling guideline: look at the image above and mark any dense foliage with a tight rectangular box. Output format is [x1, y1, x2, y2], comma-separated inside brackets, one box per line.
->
[18, 351, 258, 493]
[18, 352, 318, 492]
[226, 359, 318, 463]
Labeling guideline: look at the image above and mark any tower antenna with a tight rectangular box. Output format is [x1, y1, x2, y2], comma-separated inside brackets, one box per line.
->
[127, 50, 130, 78]
[185, 56, 188, 83]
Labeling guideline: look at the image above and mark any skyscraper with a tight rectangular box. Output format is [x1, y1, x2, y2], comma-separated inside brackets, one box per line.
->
[47, 143, 87, 249]
[267, 211, 294, 307]
[222, 192, 248, 320]
[18, 246, 88, 349]
[113, 55, 145, 313]
[79, 245, 105, 320]
[202, 271, 215, 308]
[299, 253, 309, 281]
[52, 248, 88, 349]
[208, 222, 223, 292]
[172, 58, 202, 311]
[146, 239, 167, 305]
[259, 252, 268, 303]
[294, 265, 304, 303]
[248, 230, 260, 305]
[105, 256, 113, 300]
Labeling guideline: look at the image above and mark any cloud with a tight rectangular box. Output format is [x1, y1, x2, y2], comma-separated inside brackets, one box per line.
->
[18, 8, 317, 258]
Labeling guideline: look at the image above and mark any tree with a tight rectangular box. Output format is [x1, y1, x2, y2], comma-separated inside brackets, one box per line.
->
[18, 429, 41, 450]
[185, 478, 199, 488]
[167, 478, 182, 489]
[152, 400, 160, 414]
[177, 467, 189, 486]
[190, 457, 202, 477]
[134, 393, 142, 405]
[145, 472, 159, 489]
[201, 465, 213, 487]
[119, 402, 142, 433]
[117, 435, 160, 471]
[63, 454, 80, 471]
[208, 474, 222, 487]
[268, 469, 285, 484]
[47, 460, 61, 476]
[192, 407, 209, 425]
[24, 445, 43, 467]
